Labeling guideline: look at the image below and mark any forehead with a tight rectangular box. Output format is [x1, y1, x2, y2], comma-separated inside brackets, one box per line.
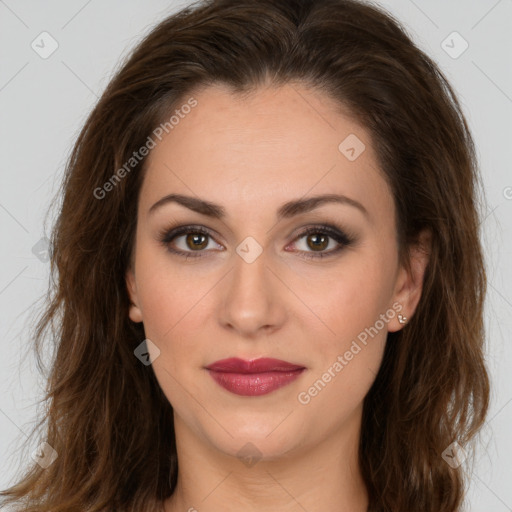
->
[139, 83, 393, 223]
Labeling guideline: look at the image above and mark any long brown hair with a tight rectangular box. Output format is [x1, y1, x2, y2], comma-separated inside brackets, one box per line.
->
[1, 0, 489, 510]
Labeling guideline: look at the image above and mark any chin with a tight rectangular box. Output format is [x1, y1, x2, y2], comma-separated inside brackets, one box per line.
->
[204, 417, 303, 462]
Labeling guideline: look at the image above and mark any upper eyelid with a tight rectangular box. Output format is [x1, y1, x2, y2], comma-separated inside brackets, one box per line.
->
[163, 223, 344, 239]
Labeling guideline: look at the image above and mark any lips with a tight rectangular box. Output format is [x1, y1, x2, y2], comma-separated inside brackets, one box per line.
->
[205, 357, 305, 396]
[206, 357, 304, 373]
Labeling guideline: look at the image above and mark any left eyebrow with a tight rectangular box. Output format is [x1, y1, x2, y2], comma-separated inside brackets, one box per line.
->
[277, 193, 369, 220]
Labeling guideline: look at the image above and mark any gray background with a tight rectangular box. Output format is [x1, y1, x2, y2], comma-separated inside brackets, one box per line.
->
[0, 1, 511, 510]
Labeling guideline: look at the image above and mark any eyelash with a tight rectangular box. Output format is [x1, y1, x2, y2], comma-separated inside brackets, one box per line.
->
[157, 223, 354, 261]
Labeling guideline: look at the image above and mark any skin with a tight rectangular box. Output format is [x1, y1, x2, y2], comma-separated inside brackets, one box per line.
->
[126, 82, 430, 512]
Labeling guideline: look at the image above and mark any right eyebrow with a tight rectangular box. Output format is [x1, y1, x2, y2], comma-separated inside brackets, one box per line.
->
[149, 194, 226, 218]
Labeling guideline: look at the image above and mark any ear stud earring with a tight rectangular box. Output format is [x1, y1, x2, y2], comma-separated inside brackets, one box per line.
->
[397, 313, 408, 325]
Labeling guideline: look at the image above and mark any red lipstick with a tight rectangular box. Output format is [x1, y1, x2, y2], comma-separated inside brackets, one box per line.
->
[205, 357, 305, 396]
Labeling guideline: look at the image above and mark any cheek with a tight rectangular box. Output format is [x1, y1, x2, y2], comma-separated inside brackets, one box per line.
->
[293, 269, 391, 417]
[136, 269, 208, 346]
[292, 252, 395, 340]
[133, 244, 219, 367]
[288, 251, 395, 395]
[135, 237, 199, 323]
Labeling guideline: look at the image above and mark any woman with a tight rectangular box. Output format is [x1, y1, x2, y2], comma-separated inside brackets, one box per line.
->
[0, 0, 489, 510]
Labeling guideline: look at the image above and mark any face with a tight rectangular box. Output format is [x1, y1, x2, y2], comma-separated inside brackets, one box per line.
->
[126, 83, 426, 461]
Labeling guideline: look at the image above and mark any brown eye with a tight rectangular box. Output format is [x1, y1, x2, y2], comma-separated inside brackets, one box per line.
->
[306, 233, 329, 252]
[290, 224, 354, 260]
[185, 233, 209, 250]
[159, 225, 223, 258]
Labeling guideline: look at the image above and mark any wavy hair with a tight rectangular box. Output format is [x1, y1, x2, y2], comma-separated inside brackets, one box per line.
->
[1, 0, 489, 510]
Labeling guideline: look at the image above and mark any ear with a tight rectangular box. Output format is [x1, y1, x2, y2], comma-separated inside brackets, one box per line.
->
[388, 229, 431, 332]
[126, 267, 143, 323]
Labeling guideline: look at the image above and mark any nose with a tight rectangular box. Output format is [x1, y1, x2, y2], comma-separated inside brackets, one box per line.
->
[218, 245, 287, 339]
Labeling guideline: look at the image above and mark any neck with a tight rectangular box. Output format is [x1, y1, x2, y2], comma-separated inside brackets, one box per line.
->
[164, 406, 369, 512]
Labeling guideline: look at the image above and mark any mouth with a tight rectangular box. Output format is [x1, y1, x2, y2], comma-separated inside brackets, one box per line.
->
[205, 357, 306, 396]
